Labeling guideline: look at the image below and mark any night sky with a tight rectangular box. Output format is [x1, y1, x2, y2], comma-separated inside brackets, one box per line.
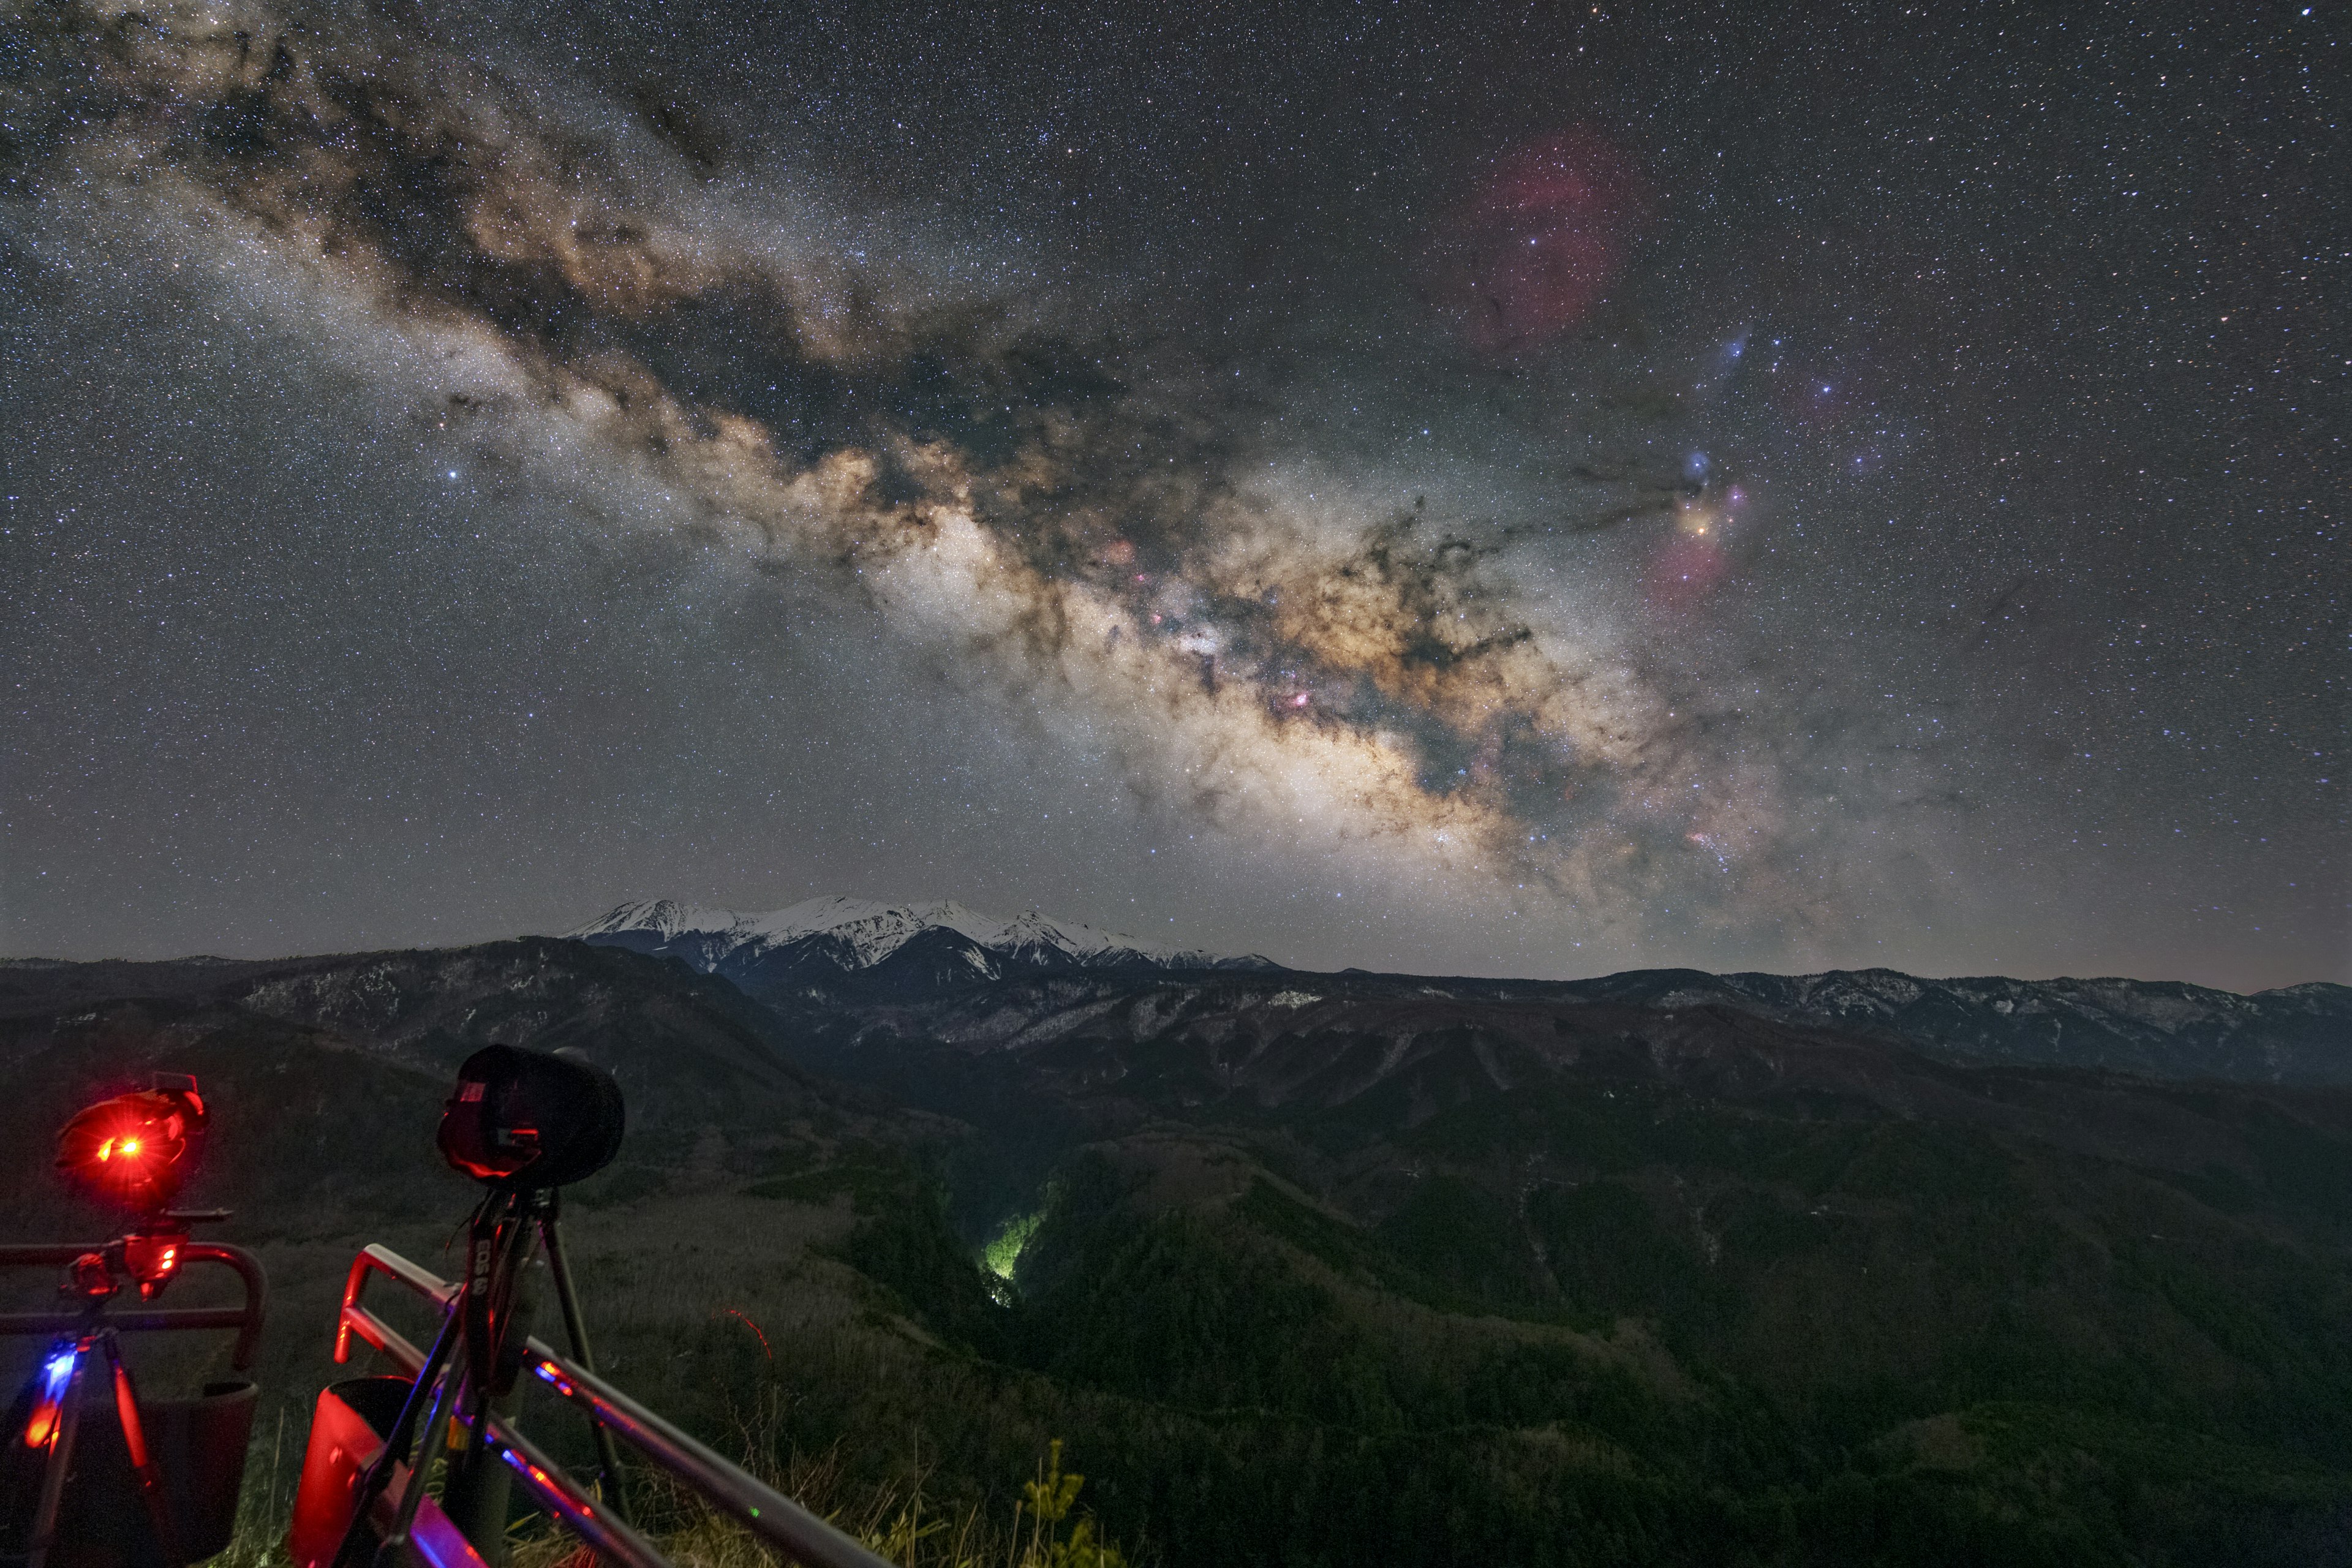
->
[2, 2, 2340, 989]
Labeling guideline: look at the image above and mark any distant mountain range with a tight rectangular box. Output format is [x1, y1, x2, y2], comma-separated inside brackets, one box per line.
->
[568, 897, 2351, 1085]
[1560, 965, 2351, 1084]
[0, 938, 849, 1147]
[6, 916, 2352, 1561]
[567, 896, 1276, 1001]
[6, 898, 2344, 1087]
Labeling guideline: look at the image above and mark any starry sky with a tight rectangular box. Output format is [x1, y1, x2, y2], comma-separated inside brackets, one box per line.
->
[2, 2, 2341, 990]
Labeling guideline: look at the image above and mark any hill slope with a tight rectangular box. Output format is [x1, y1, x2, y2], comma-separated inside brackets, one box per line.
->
[7, 936, 2352, 1564]
[727, 948, 2352, 1564]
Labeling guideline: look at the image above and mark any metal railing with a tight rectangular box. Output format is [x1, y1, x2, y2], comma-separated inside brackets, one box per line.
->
[337, 1243, 899, 1568]
[0, 1242, 268, 1370]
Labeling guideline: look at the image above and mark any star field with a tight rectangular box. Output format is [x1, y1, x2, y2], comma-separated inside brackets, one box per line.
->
[0, 1, 2340, 987]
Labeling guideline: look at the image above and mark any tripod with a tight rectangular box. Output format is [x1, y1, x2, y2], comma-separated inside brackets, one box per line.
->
[331, 1186, 628, 1568]
[5, 1220, 241, 1568]
[16, 1331, 175, 1568]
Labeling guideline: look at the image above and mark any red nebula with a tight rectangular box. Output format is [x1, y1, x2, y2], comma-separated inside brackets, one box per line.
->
[1648, 533, 1730, 607]
[1427, 130, 1647, 352]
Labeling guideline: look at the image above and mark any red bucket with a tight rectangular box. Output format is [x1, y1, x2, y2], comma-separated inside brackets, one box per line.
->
[287, 1376, 485, 1568]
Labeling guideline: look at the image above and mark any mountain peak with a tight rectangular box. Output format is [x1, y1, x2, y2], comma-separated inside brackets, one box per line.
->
[567, 898, 741, 941]
[564, 895, 1274, 999]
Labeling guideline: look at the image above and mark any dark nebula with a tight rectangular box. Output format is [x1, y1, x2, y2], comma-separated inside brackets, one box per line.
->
[0, 2, 2338, 987]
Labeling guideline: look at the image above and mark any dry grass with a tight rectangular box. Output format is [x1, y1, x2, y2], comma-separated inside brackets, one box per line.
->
[84, 1182, 1120, 1568]
[212, 1386, 1124, 1568]
[508, 1396, 1122, 1568]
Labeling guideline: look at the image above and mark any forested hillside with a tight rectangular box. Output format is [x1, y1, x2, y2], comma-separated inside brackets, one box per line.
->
[3, 943, 2348, 1564]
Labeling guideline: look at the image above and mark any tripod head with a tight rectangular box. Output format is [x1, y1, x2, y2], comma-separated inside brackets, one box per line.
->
[3, 1073, 266, 1568]
[54, 1212, 233, 1310]
[50, 1074, 223, 1306]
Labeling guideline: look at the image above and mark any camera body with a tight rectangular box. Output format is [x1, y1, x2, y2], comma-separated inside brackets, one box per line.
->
[437, 1044, 626, 1189]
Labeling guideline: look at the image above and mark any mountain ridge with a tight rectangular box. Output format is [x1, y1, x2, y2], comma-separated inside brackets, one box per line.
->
[568, 895, 1281, 1001]
[564, 897, 2352, 1085]
[4, 932, 2351, 1561]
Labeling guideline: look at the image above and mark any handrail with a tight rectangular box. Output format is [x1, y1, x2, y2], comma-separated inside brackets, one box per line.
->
[479, 1401, 668, 1568]
[339, 1243, 898, 1568]
[0, 1240, 268, 1370]
[336, 1243, 455, 1367]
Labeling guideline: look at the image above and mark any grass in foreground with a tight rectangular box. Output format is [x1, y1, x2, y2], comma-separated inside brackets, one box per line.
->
[211, 1414, 1124, 1568]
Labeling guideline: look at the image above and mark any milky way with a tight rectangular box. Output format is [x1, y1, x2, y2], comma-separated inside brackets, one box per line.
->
[2, 2, 2339, 986]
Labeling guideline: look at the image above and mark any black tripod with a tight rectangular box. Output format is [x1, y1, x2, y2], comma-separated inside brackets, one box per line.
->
[3, 1215, 257, 1568]
[15, 1315, 177, 1568]
[331, 1186, 628, 1568]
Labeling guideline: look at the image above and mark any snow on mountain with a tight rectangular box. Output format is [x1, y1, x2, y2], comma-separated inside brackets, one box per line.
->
[559, 902, 2347, 1081]
[1568, 965, 2351, 1082]
[729, 896, 1166, 968]
[565, 895, 1267, 990]
[569, 899, 742, 942]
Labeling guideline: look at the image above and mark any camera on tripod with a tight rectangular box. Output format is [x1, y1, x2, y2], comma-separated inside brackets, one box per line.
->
[4, 1047, 895, 1568]
[292, 1045, 634, 1568]
[0, 1074, 265, 1568]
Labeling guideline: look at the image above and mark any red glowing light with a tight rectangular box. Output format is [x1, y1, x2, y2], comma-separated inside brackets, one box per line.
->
[23, 1404, 58, 1449]
[121, 1233, 186, 1298]
[722, 1306, 773, 1360]
[113, 1364, 149, 1469]
[23, 1352, 74, 1449]
[57, 1088, 203, 1213]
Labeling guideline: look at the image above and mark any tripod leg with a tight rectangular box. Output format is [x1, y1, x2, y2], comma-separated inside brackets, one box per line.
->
[330, 1290, 467, 1568]
[102, 1331, 184, 1568]
[23, 1342, 89, 1568]
[442, 1189, 548, 1563]
[372, 1354, 470, 1568]
[541, 1205, 633, 1528]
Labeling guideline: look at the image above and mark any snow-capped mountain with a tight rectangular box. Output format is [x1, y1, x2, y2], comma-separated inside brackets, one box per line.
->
[1557, 967, 2351, 1082]
[558, 898, 2346, 1082]
[567, 896, 1275, 1003]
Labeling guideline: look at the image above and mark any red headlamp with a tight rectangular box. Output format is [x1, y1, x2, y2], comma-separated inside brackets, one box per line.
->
[55, 1076, 209, 1216]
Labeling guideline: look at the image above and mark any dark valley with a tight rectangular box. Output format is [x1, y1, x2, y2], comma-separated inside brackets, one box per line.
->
[4, 903, 2350, 1566]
